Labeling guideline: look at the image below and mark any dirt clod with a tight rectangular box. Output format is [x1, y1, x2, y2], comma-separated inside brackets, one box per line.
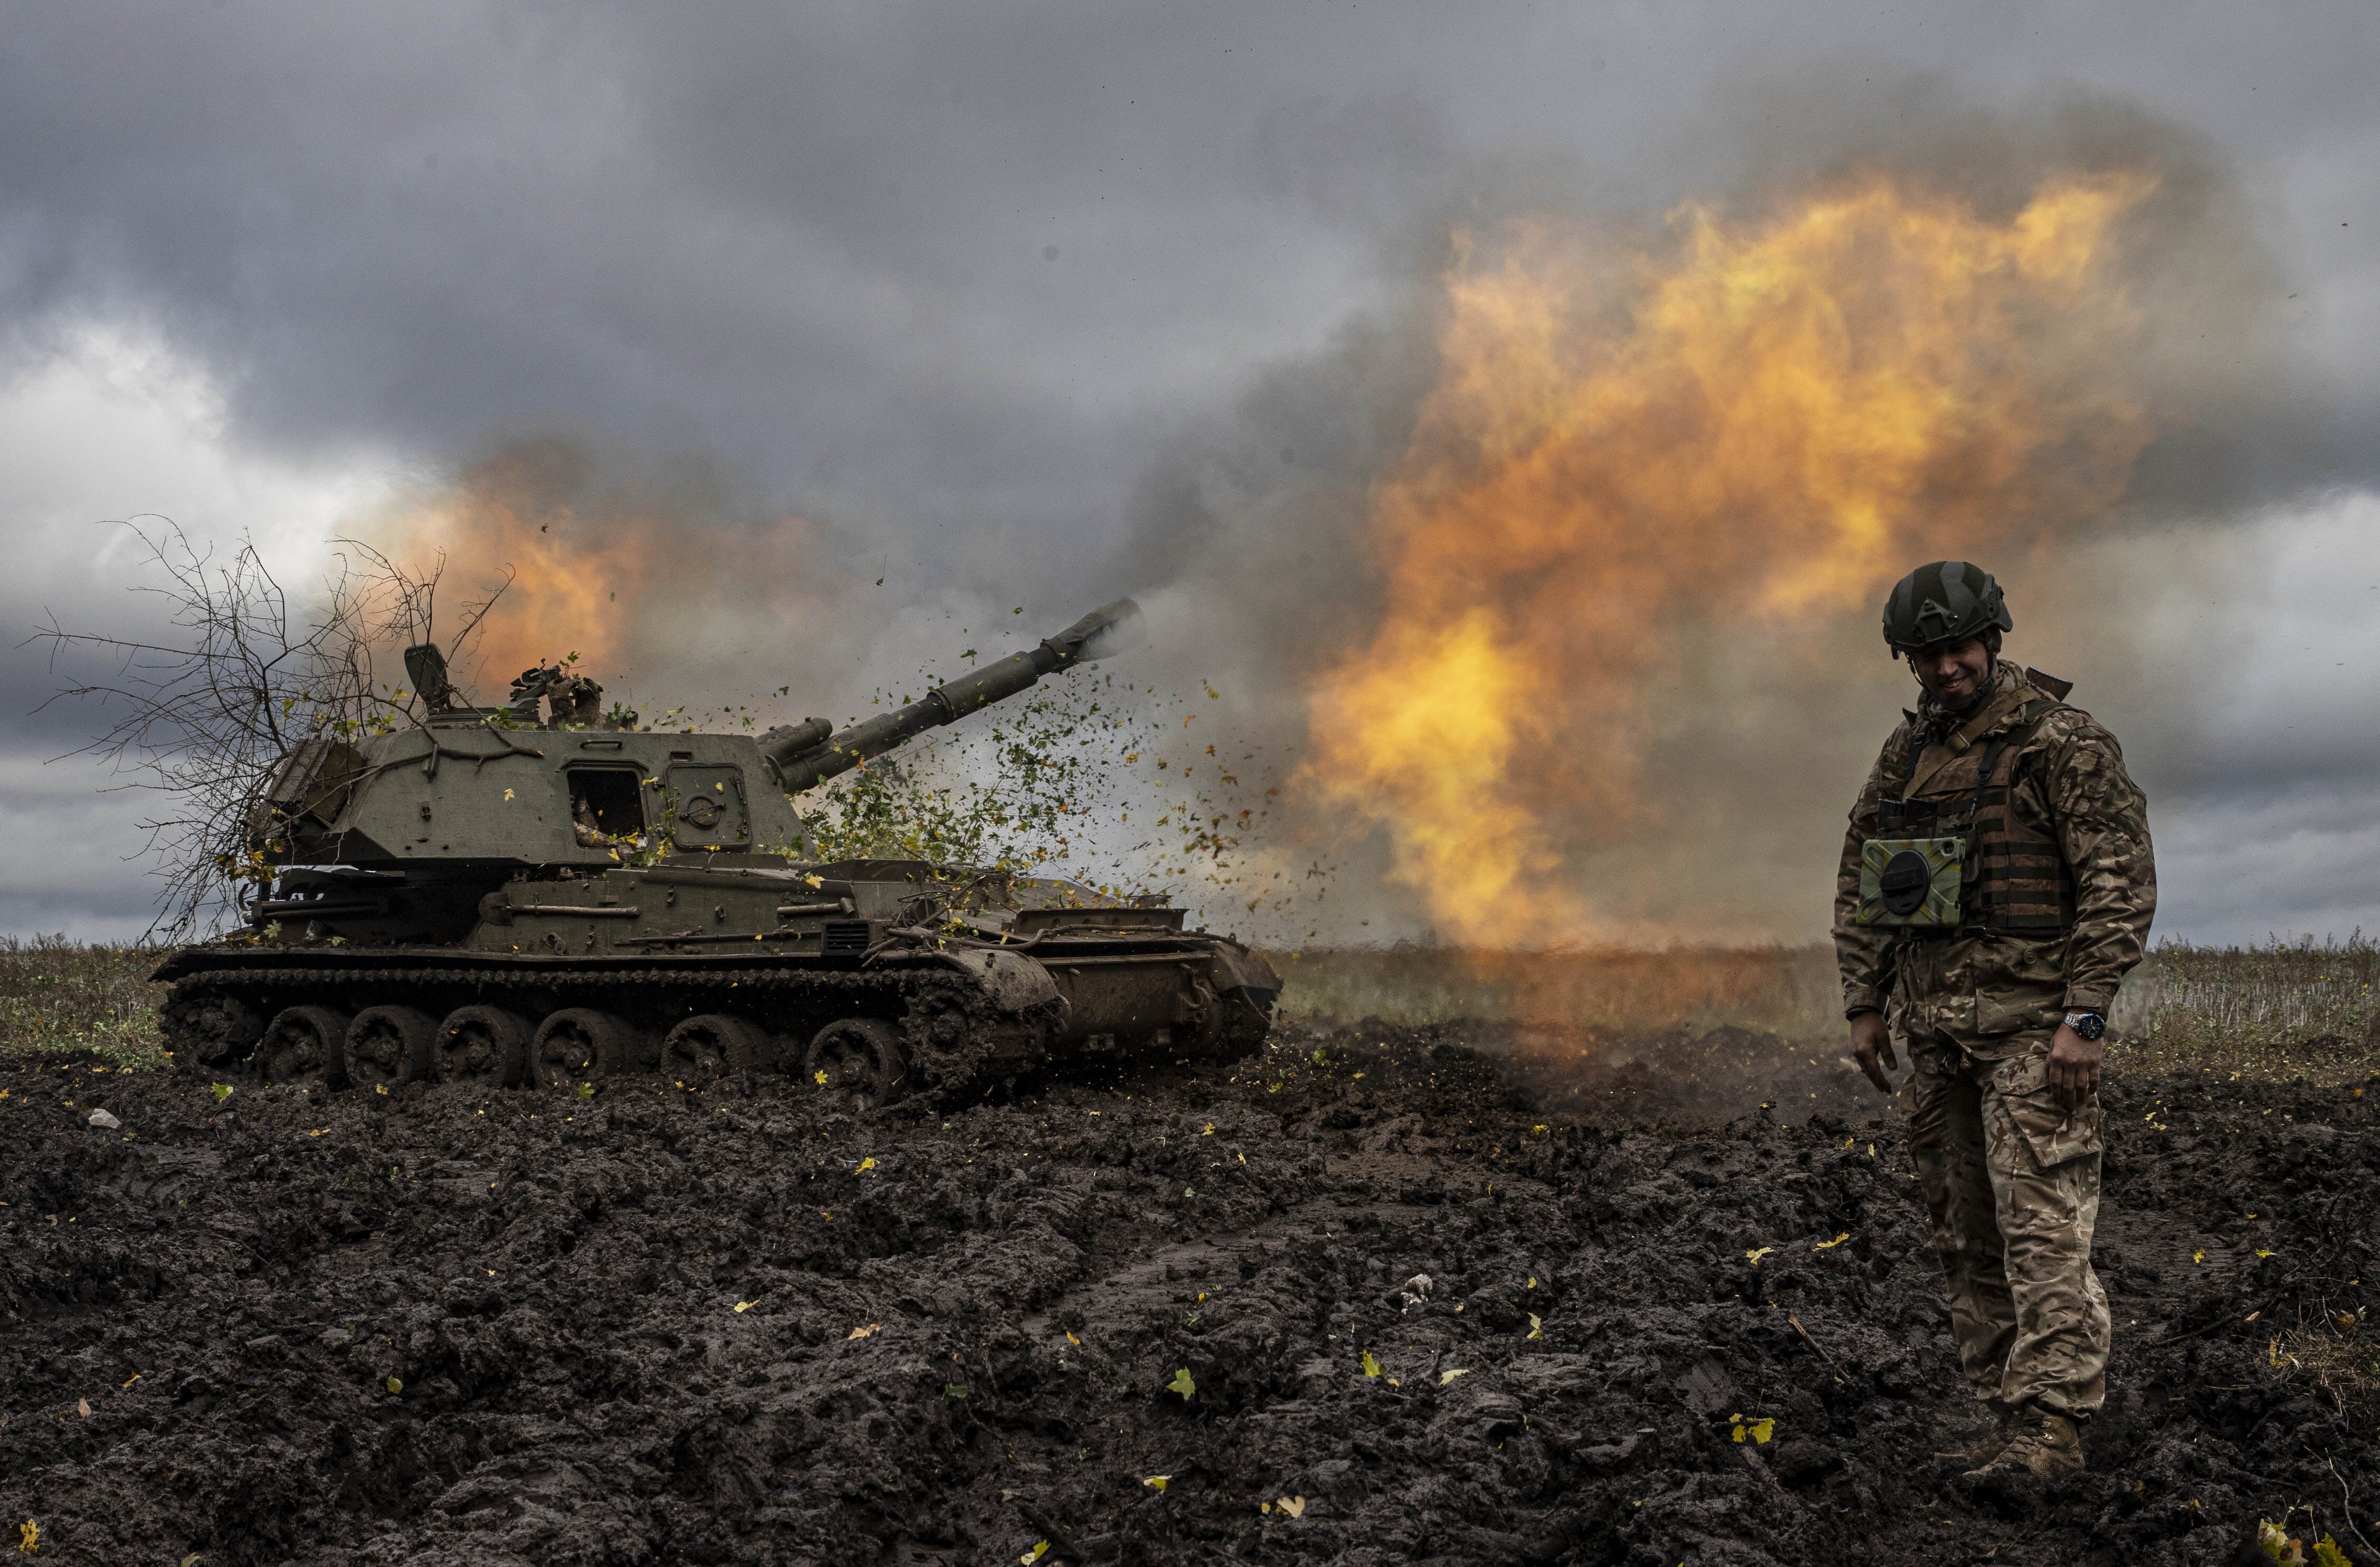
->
[1, 1025, 2374, 1565]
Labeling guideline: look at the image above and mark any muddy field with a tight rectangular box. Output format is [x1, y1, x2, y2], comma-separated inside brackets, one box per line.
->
[3, 1021, 2376, 1566]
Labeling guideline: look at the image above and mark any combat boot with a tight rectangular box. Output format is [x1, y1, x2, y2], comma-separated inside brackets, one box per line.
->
[1932, 1402, 2023, 1467]
[1965, 1405, 2083, 1479]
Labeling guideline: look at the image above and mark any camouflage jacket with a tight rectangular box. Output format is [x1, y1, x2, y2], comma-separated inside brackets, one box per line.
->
[1833, 660, 2156, 1054]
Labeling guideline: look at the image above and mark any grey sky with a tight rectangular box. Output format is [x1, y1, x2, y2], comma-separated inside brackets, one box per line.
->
[2, 1, 2375, 944]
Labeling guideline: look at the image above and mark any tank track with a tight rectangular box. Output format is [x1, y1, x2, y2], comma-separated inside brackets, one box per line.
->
[158, 959, 1064, 1107]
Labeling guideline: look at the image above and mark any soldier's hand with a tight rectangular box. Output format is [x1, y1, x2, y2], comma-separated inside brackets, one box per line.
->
[2047, 1023, 2102, 1109]
[1849, 1010, 1896, 1095]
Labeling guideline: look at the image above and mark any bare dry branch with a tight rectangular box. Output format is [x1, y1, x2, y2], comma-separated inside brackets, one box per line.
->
[25, 520, 506, 941]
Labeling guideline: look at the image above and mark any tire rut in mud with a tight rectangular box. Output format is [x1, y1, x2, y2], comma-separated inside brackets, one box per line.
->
[1, 1024, 2374, 1566]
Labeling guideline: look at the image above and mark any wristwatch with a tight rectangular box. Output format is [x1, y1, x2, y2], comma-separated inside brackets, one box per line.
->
[2062, 1010, 2107, 1042]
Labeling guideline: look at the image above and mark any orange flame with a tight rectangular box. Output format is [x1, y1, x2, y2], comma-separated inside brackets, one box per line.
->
[366, 441, 835, 703]
[1303, 172, 2157, 943]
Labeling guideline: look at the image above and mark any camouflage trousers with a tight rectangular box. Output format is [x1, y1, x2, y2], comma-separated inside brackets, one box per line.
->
[1902, 1030, 2110, 1417]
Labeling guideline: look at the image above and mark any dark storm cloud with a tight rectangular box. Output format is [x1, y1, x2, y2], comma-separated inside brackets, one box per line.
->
[1, 1, 2376, 939]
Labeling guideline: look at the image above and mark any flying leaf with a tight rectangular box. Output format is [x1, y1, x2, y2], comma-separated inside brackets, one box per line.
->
[848, 1323, 881, 1339]
[1360, 1351, 1381, 1378]
[1439, 1368, 1469, 1385]
[1813, 1233, 1850, 1251]
[1528, 1314, 1542, 1340]
[1143, 1476, 1169, 1493]
[1166, 1367, 1196, 1400]
[1276, 1496, 1306, 1518]
[1745, 1247, 1775, 1266]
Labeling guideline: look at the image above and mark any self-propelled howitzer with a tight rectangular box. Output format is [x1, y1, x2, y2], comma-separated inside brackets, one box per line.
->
[154, 598, 1278, 1106]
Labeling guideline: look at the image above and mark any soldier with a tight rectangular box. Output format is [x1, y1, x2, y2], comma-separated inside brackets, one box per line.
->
[1834, 561, 2155, 1480]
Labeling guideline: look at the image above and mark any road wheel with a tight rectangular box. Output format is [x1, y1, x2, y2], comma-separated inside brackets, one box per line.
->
[435, 1005, 532, 1088]
[662, 1014, 773, 1084]
[257, 1005, 350, 1087]
[344, 1006, 438, 1090]
[803, 1017, 909, 1109]
[530, 1008, 650, 1090]
[178, 992, 267, 1066]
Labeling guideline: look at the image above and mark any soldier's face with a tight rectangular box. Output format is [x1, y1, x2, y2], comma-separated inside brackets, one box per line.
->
[1912, 636, 1992, 704]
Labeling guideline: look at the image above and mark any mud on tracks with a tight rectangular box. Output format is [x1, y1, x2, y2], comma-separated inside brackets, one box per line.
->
[1, 1024, 2375, 1566]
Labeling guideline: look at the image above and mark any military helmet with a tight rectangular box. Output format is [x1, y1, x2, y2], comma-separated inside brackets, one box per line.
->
[1882, 560, 2013, 654]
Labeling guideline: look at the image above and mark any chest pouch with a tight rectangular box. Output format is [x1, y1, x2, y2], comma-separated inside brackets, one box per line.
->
[1854, 734, 2009, 930]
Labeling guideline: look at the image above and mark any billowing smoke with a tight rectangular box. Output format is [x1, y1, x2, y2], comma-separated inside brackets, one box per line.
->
[1123, 88, 2320, 947]
[355, 437, 866, 723]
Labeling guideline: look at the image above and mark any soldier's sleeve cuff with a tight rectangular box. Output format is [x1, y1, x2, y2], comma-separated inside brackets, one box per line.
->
[1842, 985, 1886, 1018]
[2063, 987, 2116, 1014]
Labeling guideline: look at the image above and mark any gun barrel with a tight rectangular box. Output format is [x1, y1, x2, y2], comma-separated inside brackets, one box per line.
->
[771, 597, 1141, 794]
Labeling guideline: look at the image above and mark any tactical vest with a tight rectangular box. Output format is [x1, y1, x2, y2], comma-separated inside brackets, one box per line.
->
[1874, 692, 2078, 934]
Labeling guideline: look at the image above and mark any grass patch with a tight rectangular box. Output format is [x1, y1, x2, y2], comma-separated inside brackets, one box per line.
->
[2112, 936, 2380, 1084]
[1273, 945, 1842, 1039]
[2267, 1326, 2380, 1420]
[0, 936, 172, 1070]
[1277, 937, 2380, 1085]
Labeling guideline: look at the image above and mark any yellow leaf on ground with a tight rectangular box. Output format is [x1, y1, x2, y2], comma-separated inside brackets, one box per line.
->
[1276, 1496, 1306, 1518]
[1360, 1351, 1381, 1377]
[386, 1377, 403, 1394]
[734, 1300, 758, 1313]
[1813, 1233, 1850, 1251]
[856, 1157, 877, 1173]
[2254, 1249, 2274, 1259]
[1143, 1476, 1169, 1492]
[1730, 1414, 1776, 1444]
[1528, 1314, 1542, 1340]
[18, 1518, 36, 1553]
[1202, 1124, 1214, 1136]
[1745, 1248, 1775, 1265]
[75, 1399, 89, 1419]
[2194, 1249, 2206, 1264]
[847, 1323, 880, 1339]
[1019, 1542, 1049, 1565]
[813, 1070, 829, 1086]
[1167, 1367, 1196, 1400]
[1065, 1331, 1080, 1345]
[1439, 1368, 1469, 1385]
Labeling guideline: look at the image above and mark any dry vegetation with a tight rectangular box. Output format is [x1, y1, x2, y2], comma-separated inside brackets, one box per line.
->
[8, 934, 2380, 1086]
[1279, 936, 2380, 1085]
